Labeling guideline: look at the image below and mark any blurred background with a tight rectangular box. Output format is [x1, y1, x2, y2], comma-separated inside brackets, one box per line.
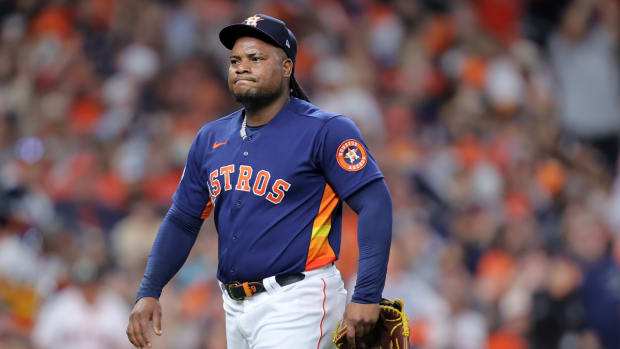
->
[0, 0, 619, 348]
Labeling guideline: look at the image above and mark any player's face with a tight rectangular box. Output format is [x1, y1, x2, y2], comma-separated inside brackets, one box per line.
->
[228, 37, 292, 107]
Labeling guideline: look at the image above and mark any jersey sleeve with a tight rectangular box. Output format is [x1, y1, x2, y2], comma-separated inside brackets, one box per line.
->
[172, 129, 210, 218]
[316, 116, 384, 199]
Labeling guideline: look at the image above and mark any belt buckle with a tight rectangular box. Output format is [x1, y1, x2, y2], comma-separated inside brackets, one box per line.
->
[226, 282, 245, 301]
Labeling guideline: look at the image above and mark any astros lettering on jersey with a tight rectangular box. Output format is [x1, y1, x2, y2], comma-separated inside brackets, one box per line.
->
[173, 97, 383, 283]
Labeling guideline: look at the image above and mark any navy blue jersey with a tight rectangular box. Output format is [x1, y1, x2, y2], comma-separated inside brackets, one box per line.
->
[173, 97, 383, 283]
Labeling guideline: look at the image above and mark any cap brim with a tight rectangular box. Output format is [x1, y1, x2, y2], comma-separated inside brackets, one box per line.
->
[219, 24, 281, 51]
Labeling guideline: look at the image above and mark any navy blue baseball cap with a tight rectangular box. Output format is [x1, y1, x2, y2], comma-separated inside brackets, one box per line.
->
[220, 14, 308, 101]
[219, 14, 297, 63]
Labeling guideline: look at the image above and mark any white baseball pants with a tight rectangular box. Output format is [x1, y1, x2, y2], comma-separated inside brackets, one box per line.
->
[220, 264, 347, 349]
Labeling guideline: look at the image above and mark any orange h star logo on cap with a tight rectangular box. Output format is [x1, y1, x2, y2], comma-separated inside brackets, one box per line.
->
[244, 15, 263, 27]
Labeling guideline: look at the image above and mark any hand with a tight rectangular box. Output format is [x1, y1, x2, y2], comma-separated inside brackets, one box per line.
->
[126, 297, 162, 348]
[343, 302, 380, 349]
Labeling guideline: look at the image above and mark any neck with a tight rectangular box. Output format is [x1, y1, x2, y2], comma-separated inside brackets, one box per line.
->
[244, 90, 290, 127]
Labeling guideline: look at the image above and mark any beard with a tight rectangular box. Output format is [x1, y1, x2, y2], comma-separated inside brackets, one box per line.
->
[230, 80, 283, 110]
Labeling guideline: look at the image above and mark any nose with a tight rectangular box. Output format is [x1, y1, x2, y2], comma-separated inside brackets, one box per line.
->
[234, 59, 250, 75]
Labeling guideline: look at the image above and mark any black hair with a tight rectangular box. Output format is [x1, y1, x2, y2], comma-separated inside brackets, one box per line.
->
[290, 76, 310, 102]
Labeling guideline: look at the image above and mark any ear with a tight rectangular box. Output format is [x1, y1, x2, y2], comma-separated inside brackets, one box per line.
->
[282, 58, 293, 78]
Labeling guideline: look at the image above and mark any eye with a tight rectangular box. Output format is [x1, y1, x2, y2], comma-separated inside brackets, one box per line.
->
[230, 58, 239, 64]
[252, 56, 264, 62]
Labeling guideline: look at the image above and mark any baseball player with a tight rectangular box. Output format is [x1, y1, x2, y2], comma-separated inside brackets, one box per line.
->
[126, 14, 393, 349]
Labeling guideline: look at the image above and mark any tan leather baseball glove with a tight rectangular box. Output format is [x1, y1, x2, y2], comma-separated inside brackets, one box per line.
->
[333, 298, 410, 349]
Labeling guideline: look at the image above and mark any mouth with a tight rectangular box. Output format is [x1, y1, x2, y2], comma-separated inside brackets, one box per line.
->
[234, 78, 256, 84]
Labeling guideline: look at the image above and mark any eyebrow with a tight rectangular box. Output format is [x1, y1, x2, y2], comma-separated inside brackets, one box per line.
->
[230, 51, 265, 59]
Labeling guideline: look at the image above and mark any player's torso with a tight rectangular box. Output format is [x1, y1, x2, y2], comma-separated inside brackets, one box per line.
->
[204, 113, 321, 211]
[197, 102, 339, 282]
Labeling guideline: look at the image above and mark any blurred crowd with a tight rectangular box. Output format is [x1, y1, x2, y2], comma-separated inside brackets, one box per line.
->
[0, 0, 619, 348]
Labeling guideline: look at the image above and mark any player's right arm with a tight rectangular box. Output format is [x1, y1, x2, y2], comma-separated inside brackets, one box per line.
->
[127, 129, 210, 348]
[126, 204, 203, 348]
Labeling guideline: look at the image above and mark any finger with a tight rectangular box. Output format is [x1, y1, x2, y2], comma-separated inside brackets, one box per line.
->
[141, 314, 154, 348]
[346, 321, 356, 348]
[128, 318, 142, 348]
[355, 321, 366, 337]
[152, 308, 162, 336]
[362, 322, 375, 349]
[355, 322, 368, 349]
[362, 320, 374, 336]
[127, 321, 137, 347]
[136, 314, 152, 348]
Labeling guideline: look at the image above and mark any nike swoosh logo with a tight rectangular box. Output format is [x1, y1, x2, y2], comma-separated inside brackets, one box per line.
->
[212, 141, 227, 149]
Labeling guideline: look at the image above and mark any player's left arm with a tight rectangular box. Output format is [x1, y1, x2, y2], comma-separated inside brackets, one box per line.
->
[315, 115, 392, 346]
[346, 178, 392, 304]
[343, 178, 392, 346]
[345, 178, 392, 303]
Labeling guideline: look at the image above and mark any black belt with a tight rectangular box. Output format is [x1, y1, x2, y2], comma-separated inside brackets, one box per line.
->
[224, 273, 305, 301]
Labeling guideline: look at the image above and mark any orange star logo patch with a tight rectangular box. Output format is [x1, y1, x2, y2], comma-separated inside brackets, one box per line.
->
[243, 15, 264, 27]
[336, 139, 368, 172]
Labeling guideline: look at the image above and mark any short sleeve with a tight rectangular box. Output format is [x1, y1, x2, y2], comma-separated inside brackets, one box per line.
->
[172, 130, 210, 218]
[316, 116, 384, 199]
